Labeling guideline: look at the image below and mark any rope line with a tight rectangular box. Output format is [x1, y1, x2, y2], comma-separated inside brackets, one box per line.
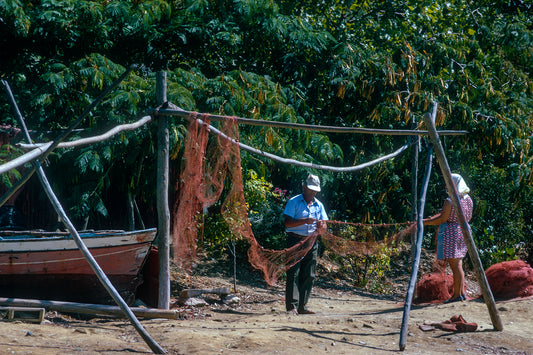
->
[327, 220, 414, 227]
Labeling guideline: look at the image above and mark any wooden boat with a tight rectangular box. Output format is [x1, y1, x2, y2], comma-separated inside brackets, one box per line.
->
[0, 228, 157, 305]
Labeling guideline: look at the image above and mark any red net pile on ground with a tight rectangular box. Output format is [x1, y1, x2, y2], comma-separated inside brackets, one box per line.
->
[414, 271, 456, 304]
[173, 116, 413, 285]
[415, 258, 533, 304]
[485, 260, 533, 300]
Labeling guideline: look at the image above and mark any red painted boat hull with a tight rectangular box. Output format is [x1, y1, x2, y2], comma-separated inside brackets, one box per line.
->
[0, 229, 156, 305]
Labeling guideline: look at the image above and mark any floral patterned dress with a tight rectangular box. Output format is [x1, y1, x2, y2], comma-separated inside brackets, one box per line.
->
[437, 195, 474, 260]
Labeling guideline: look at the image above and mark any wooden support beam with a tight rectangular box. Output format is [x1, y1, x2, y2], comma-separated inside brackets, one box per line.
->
[149, 107, 468, 136]
[423, 104, 503, 332]
[410, 119, 420, 261]
[0, 298, 181, 320]
[155, 71, 171, 310]
[0, 142, 52, 175]
[185, 115, 412, 172]
[400, 127, 434, 351]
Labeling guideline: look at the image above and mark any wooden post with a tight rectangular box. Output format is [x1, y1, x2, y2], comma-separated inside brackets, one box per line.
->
[423, 103, 503, 331]
[410, 118, 419, 262]
[399, 137, 433, 351]
[156, 71, 171, 310]
[0, 168, 35, 207]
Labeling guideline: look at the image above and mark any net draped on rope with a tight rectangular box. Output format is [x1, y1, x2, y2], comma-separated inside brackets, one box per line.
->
[173, 114, 415, 285]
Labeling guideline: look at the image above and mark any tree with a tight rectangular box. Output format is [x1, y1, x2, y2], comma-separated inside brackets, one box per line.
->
[1, 0, 531, 264]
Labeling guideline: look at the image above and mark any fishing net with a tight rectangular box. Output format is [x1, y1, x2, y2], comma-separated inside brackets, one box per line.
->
[485, 260, 533, 300]
[414, 270, 455, 304]
[173, 115, 414, 285]
[415, 259, 533, 303]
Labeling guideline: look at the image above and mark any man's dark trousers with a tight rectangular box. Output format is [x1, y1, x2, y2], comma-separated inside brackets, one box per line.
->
[285, 234, 318, 312]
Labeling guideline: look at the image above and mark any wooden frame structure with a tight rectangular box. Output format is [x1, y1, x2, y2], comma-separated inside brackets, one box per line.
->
[151, 74, 502, 352]
[0, 69, 502, 353]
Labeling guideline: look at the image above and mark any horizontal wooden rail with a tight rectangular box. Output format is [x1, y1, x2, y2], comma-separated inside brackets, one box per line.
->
[17, 116, 152, 150]
[149, 107, 468, 136]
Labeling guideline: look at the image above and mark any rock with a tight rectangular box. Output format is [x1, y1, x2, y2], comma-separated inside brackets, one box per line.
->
[224, 295, 240, 305]
[183, 297, 209, 307]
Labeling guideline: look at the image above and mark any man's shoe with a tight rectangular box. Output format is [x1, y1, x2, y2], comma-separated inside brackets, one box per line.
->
[286, 308, 298, 315]
[298, 309, 316, 315]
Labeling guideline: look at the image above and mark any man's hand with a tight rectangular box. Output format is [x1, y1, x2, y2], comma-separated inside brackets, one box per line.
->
[317, 220, 327, 234]
[305, 217, 316, 224]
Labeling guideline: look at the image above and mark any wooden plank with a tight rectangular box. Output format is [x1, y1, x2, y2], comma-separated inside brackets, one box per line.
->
[0, 298, 180, 320]
[0, 306, 45, 323]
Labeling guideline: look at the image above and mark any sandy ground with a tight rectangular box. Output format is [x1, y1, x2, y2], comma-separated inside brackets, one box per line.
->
[1, 276, 532, 355]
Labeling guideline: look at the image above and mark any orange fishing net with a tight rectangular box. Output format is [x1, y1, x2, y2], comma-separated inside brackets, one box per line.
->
[173, 115, 414, 285]
[486, 260, 533, 300]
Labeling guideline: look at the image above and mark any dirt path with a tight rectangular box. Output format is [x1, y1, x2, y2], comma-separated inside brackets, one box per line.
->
[1, 278, 532, 355]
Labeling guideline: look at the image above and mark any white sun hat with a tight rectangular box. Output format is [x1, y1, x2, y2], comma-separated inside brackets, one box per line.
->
[452, 173, 470, 196]
[304, 174, 321, 192]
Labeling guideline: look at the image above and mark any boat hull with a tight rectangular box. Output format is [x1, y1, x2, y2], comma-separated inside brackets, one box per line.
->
[0, 228, 156, 305]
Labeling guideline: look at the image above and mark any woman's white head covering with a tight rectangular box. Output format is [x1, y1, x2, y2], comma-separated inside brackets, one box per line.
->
[452, 173, 470, 196]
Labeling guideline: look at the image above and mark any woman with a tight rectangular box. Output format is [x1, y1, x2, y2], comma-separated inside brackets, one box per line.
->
[424, 173, 473, 303]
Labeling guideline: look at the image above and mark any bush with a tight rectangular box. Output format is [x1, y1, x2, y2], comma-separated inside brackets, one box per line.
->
[244, 170, 288, 250]
[470, 164, 531, 266]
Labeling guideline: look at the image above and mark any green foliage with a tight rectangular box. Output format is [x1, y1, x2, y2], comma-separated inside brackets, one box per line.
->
[1, 0, 532, 266]
[201, 212, 236, 257]
[326, 244, 399, 294]
[0, 144, 24, 188]
[470, 164, 531, 265]
[322, 221, 402, 292]
[244, 170, 288, 250]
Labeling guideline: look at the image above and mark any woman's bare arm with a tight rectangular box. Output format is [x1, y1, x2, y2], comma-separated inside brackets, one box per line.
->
[423, 199, 452, 226]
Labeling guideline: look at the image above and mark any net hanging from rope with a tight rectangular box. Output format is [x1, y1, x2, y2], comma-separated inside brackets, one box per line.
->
[173, 114, 414, 285]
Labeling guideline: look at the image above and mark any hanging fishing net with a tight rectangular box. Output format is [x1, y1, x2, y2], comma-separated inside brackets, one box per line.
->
[173, 115, 414, 285]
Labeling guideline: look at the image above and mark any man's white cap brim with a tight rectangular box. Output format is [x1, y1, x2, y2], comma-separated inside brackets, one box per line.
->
[305, 174, 321, 192]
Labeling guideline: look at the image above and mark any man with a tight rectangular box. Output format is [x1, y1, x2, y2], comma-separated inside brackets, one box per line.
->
[284, 173, 328, 315]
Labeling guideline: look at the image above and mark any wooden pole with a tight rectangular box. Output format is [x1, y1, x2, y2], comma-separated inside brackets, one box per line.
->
[0, 168, 35, 207]
[150, 107, 468, 136]
[0, 142, 52, 175]
[17, 116, 152, 150]
[410, 119, 420, 261]
[0, 297, 181, 320]
[156, 71, 171, 310]
[423, 103, 503, 331]
[3, 80, 167, 354]
[399, 135, 433, 351]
